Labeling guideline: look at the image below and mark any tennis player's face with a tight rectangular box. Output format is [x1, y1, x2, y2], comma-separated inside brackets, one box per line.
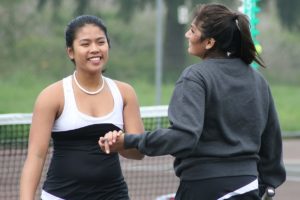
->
[185, 22, 214, 58]
[67, 24, 109, 73]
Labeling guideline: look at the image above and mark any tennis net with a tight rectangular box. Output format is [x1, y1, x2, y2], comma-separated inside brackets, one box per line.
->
[0, 105, 178, 200]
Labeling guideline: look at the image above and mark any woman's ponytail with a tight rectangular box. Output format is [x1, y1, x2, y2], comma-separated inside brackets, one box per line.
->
[193, 3, 266, 68]
[237, 14, 266, 67]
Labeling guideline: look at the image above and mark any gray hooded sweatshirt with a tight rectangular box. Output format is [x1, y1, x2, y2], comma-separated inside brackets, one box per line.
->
[125, 58, 286, 189]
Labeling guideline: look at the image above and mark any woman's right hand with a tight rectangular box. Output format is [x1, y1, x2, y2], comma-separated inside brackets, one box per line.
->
[99, 130, 124, 154]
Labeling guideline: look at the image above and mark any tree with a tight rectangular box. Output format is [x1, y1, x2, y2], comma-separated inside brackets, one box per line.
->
[37, 0, 62, 22]
[73, 0, 91, 16]
[117, 0, 153, 22]
[36, 0, 91, 20]
[0, 0, 19, 58]
[162, 0, 186, 81]
[276, 0, 300, 31]
[117, 0, 188, 82]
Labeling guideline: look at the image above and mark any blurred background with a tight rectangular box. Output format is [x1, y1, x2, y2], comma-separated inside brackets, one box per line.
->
[0, 0, 299, 132]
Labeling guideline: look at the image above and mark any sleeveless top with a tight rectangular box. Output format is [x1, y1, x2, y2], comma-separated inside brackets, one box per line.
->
[41, 75, 129, 200]
[52, 75, 124, 131]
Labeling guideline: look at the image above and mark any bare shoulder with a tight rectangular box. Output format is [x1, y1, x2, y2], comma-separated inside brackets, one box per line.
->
[38, 81, 63, 100]
[113, 80, 136, 96]
[34, 80, 64, 114]
[29, 81, 64, 152]
[112, 80, 138, 104]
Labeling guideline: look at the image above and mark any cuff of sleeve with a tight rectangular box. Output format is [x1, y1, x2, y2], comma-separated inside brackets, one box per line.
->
[124, 133, 142, 149]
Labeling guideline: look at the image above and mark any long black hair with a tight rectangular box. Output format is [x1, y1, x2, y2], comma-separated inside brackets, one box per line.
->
[193, 3, 265, 68]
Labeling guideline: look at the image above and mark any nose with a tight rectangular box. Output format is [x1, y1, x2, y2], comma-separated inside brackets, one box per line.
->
[90, 42, 100, 52]
[185, 30, 190, 39]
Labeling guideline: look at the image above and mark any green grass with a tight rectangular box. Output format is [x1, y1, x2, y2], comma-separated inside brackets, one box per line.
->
[130, 80, 174, 106]
[271, 85, 300, 131]
[0, 73, 52, 113]
[0, 83, 37, 113]
[0, 77, 299, 131]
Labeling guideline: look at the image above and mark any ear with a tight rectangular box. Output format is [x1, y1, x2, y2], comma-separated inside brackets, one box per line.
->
[205, 38, 216, 50]
[67, 47, 74, 60]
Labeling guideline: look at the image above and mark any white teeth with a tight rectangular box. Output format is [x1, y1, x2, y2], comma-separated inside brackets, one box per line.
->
[89, 57, 100, 61]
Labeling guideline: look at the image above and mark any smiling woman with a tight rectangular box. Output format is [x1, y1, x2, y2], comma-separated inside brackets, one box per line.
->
[19, 15, 145, 200]
[99, 3, 285, 200]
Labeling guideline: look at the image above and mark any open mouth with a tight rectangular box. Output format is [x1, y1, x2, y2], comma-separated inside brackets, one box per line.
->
[88, 56, 102, 64]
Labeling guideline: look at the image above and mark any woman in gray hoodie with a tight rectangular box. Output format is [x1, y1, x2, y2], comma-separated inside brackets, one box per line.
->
[99, 3, 286, 200]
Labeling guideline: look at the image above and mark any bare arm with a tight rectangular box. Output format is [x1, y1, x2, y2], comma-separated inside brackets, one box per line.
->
[19, 83, 62, 200]
[116, 81, 144, 160]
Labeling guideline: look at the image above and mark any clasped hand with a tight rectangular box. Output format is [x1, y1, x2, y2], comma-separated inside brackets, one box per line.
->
[98, 130, 125, 154]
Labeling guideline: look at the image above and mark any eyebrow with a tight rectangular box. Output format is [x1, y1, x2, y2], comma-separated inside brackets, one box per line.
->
[190, 24, 197, 29]
[79, 36, 106, 43]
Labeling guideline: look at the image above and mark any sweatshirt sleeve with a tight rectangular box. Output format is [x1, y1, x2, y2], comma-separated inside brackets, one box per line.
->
[258, 87, 286, 189]
[125, 70, 206, 158]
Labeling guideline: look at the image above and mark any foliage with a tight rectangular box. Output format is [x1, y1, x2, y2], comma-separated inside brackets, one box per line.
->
[36, 0, 92, 17]
[258, 2, 300, 85]
[117, 0, 154, 22]
[276, 0, 300, 31]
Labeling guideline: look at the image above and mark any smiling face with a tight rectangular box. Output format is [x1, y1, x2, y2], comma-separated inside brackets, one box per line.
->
[67, 24, 109, 73]
[185, 22, 215, 59]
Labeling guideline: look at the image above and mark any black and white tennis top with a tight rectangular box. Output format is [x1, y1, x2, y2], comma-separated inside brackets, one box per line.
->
[41, 75, 129, 200]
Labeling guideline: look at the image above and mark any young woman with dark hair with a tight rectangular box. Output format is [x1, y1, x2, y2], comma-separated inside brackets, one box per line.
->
[100, 3, 285, 200]
[20, 15, 144, 200]
[191, 3, 265, 67]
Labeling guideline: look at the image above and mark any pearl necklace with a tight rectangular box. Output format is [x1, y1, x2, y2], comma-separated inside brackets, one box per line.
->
[73, 71, 105, 95]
